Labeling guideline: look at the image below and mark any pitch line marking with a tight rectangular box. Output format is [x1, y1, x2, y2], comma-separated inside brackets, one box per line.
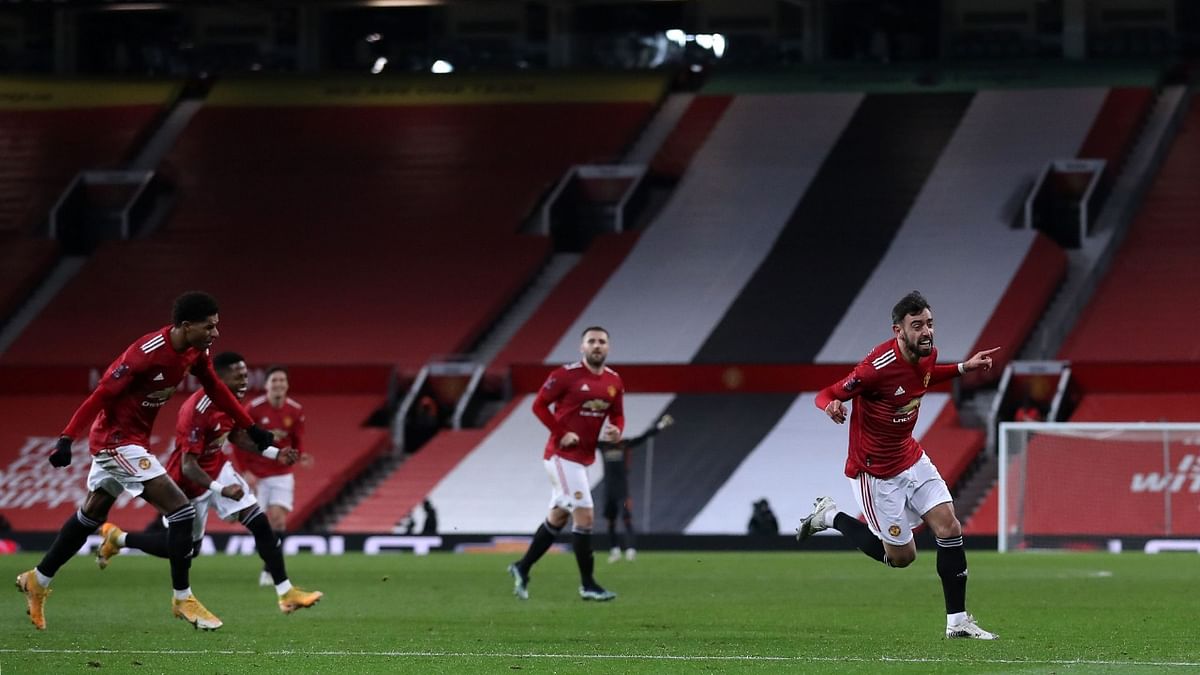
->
[2, 649, 1199, 667]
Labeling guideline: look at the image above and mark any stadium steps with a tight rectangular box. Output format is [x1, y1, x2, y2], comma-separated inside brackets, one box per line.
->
[467, 252, 581, 368]
[333, 398, 527, 533]
[0, 253, 84, 355]
[486, 233, 639, 381]
[1019, 86, 1186, 360]
[1059, 88, 1200, 361]
[646, 94, 732, 180]
[304, 451, 409, 531]
[623, 92, 696, 164]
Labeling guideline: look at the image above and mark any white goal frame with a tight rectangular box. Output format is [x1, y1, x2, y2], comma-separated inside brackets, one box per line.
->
[997, 421, 1200, 552]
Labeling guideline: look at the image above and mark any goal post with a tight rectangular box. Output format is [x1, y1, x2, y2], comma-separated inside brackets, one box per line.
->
[998, 422, 1200, 552]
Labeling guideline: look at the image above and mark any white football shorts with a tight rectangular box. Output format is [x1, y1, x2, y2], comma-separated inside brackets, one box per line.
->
[87, 444, 167, 498]
[544, 455, 594, 511]
[164, 461, 257, 540]
[849, 452, 952, 546]
[255, 473, 295, 512]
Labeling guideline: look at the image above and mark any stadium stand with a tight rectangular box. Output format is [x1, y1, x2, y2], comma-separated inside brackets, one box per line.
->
[646, 94, 732, 179]
[0, 392, 386, 533]
[545, 92, 865, 363]
[421, 394, 673, 533]
[0, 78, 176, 326]
[0, 236, 57, 325]
[686, 394, 952, 534]
[340, 83, 1149, 535]
[485, 232, 639, 381]
[1, 73, 665, 369]
[332, 399, 522, 534]
[1059, 95, 1200, 362]
[817, 88, 1108, 365]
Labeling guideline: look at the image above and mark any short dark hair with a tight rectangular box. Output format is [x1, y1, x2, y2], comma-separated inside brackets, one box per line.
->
[891, 291, 931, 325]
[172, 291, 219, 326]
[581, 326, 609, 338]
[212, 351, 245, 373]
[265, 365, 288, 378]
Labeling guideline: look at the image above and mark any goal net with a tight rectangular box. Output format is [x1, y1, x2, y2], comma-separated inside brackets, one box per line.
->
[998, 422, 1200, 552]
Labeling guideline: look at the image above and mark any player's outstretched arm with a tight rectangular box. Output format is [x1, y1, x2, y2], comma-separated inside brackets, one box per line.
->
[963, 346, 1001, 373]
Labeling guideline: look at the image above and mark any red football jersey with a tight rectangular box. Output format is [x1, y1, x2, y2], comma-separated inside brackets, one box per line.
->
[233, 395, 304, 478]
[815, 339, 957, 479]
[166, 390, 235, 499]
[60, 325, 253, 453]
[533, 362, 625, 466]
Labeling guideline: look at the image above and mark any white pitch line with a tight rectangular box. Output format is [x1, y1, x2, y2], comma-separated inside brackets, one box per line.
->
[1, 649, 1199, 667]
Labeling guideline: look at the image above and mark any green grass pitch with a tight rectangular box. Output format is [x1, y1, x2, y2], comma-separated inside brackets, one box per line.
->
[3, 549, 1198, 673]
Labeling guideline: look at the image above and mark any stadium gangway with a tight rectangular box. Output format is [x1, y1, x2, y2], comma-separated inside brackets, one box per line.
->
[390, 359, 484, 454]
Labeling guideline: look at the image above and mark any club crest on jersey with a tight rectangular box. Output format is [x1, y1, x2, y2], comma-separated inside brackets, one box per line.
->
[923, 372, 931, 387]
[607, 385, 617, 398]
[574, 491, 583, 500]
[888, 525, 902, 537]
[284, 416, 293, 428]
[138, 458, 152, 470]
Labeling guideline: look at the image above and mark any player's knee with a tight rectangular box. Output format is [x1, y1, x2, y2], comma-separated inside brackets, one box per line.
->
[887, 549, 916, 567]
[547, 509, 570, 529]
[932, 519, 963, 539]
[574, 510, 595, 529]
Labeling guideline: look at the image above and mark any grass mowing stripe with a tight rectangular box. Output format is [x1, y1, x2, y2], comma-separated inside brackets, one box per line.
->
[5, 551, 1199, 673]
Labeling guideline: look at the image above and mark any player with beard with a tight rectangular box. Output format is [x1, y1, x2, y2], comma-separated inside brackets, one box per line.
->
[795, 291, 1001, 640]
[508, 326, 624, 602]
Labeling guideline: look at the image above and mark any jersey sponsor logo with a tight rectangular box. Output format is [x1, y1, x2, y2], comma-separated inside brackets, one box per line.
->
[892, 396, 922, 423]
[581, 399, 611, 414]
[141, 335, 166, 354]
[111, 363, 130, 380]
[894, 386, 906, 396]
[871, 350, 897, 370]
[141, 386, 177, 408]
[888, 524, 902, 537]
